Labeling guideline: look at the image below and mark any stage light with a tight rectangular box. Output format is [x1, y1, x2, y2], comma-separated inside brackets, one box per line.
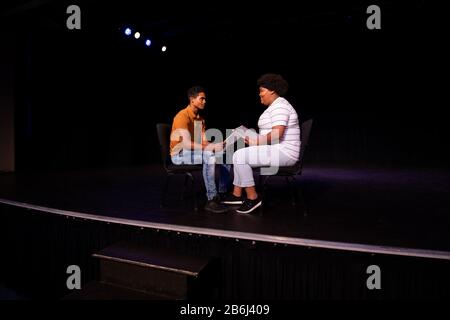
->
[161, 46, 167, 52]
[134, 32, 141, 39]
[145, 39, 152, 47]
[124, 28, 132, 36]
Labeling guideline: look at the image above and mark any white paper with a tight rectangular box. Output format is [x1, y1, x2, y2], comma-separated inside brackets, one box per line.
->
[224, 125, 258, 145]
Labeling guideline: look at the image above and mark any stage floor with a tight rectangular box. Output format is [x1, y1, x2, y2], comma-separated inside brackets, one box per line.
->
[1, 164, 450, 259]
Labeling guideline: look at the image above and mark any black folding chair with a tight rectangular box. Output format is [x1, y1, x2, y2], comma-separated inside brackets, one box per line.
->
[156, 123, 202, 211]
[258, 119, 313, 215]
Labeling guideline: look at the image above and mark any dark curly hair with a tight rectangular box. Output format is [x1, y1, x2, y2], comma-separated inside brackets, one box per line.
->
[257, 73, 289, 96]
[187, 86, 205, 99]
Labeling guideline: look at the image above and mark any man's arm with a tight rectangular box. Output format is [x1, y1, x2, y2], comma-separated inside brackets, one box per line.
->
[172, 128, 223, 151]
[171, 128, 204, 150]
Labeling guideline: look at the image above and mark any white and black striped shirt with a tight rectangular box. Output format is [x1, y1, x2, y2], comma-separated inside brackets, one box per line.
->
[258, 97, 301, 160]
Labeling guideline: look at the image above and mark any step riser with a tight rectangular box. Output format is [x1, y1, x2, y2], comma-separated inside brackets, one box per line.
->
[100, 260, 189, 299]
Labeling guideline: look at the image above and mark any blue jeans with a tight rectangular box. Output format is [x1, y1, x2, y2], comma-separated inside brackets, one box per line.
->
[171, 149, 232, 200]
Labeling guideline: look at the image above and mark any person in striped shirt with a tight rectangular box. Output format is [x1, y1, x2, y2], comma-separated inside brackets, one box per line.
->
[221, 74, 301, 213]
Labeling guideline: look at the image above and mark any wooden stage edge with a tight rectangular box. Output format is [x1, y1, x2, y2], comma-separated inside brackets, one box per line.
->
[1, 198, 450, 261]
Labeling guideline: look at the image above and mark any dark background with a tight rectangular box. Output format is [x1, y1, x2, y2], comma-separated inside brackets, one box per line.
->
[2, 0, 448, 171]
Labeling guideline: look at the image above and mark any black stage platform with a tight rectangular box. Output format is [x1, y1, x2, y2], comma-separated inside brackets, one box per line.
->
[1, 164, 450, 259]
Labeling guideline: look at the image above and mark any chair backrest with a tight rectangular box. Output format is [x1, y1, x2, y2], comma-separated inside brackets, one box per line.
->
[287, 118, 313, 175]
[298, 118, 313, 166]
[156, 123, 171, 169]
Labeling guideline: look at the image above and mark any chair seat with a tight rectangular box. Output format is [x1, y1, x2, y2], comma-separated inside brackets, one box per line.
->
[258, 162, 301, 176]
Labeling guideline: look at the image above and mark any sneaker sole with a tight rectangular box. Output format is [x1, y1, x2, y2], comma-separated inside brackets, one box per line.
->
[221, 200, 244, 205]
[236, 200, 262, 214]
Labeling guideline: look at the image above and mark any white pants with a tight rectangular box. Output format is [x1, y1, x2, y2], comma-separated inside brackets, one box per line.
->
[232, 144, 297, 188]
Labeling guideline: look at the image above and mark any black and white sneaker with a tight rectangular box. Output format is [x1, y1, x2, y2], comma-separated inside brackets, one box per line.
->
[221, 193, 245, 205]
[236, 197, 262, 214]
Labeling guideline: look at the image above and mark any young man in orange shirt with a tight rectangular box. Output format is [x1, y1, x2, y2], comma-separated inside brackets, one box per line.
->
[170, 86, 231, 213]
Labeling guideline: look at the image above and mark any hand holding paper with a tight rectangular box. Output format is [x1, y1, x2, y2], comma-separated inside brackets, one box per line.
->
[224, 125, 259, 146]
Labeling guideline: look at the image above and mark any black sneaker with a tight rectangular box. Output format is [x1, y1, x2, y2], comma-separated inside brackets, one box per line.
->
[204, 196, 229, 214]
[220, 193, 245, 205]
[236, 197, 262, 214]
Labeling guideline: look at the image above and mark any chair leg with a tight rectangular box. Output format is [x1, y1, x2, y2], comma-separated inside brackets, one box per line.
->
[258, 174, 263, 191]
[285, 176, 297, 207]
[286, 175, 308, 216]
[260, 175, 270, 209]
[180, 174, 189, 200]
[161, 174, 172, 208]
[186, 172, 198, 211]
[297, 185, 308, 217]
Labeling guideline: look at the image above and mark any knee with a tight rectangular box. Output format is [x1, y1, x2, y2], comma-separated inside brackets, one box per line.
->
[233, 148, 246, 165]
[202, 150, 216, 164]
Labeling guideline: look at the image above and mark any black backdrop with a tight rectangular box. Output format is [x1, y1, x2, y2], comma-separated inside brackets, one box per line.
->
[4, 0, 448, 171]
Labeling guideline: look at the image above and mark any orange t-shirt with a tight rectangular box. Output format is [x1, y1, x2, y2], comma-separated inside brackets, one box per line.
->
[170, 107, 205, 156]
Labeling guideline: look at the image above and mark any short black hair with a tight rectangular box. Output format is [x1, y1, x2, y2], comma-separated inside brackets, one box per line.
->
[257, 73, 289, 96]
[187, 86, 206, 99]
